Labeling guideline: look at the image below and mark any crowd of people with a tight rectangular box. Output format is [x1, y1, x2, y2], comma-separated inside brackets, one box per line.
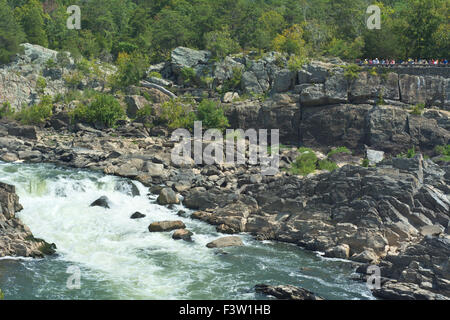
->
[356, 58, 448, 66]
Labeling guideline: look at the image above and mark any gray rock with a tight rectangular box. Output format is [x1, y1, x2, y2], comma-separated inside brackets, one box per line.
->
[255, 284, 324, 300]
[206, 236, 244, 248]
[90, 196, 111, 209]
[130, 212, 146, 219]
[157, 188, 180, 205]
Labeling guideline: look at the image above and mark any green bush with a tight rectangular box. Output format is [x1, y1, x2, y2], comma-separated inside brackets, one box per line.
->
[397, 147, 416, 159]
[410, 103, 425, 115]
[291, 151, 317, 176]
[362, 158, 370, 167]
[196, 99, 229, 131]
[327, 146, 351, 158]
[15, 96, 53, 125]
[148, 71, 162, 79]
[180, 67, 197, 86]
[287, 55, 307, 72]
[435, 144, 450, 162]
[72, 94, 125, 128]
[220, 67, 242, 94]
[0, 288, 3, 299]
[112, 52, 149, 89]
[0, 101, 14, 118]
[343, 64, 362, 81]
[158, 98, 196, 129]
[36, 77, 47, 95]
[318, 159, 338, 172]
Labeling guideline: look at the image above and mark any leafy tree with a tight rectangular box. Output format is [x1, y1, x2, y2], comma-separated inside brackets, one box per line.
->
[272, 24, 307, 56]
[0, 0, 25, 63]
[204, 28, 240, 59]
[112, 51, 149, 89]
[14, 0, 48, 47]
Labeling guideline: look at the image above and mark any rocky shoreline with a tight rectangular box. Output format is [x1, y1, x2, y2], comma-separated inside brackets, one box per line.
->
[0, 44, 449, 300]
[0, 119, 448, 300]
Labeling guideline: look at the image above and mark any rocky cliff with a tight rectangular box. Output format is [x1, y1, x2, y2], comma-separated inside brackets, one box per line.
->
[0, 182, 55, 257]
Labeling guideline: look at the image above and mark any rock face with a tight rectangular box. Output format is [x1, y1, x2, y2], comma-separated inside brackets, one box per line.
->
[148, 220, 186, 232]
[206, 236, 244, 248]
[0, 182, 55, 257]
[0, 43, 73, 109]
[255, 284, 324, 300]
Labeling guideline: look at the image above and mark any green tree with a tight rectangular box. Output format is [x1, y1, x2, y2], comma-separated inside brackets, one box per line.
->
[204, 28, 240, 59]
[14, 0, 48, 47]
[0, 0, 25, 64]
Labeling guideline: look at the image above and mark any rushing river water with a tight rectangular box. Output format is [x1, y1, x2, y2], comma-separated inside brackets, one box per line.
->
[0, 162, 373, 300]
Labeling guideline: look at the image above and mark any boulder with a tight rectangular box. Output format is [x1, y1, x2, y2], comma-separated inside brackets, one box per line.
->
[255, 284, 324, 300]
[366, 149, 385, 165]
[157, 188, 180, 205]
[8, 126, 38, 140]
[90, 196, 111, 209]
[148, 220, 186, 232]
[172, 229, 193, 241]
[206, 236, 244, 248]
[125, 95, 148, 119]
[324, 244, 350, 259]
[130, 212, 146, 219]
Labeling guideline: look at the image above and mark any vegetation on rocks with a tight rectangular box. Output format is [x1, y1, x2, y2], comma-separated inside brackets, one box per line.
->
[72, 94, 125, 128]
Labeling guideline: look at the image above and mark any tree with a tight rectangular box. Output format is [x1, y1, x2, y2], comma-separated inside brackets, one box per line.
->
[14, 0, 48, 47]
[272, 24, 307, 56]
[204, 28, 240, 59]
[0, 0, 25, 64]
[254, 10, 286, 51]
[112, 51, 149, 89]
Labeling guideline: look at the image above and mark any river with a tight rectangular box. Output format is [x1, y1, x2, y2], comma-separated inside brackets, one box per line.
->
[0, 161, 373, 300]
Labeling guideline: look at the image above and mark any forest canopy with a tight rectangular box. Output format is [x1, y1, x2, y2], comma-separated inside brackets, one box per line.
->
[1, 0, 449, 64]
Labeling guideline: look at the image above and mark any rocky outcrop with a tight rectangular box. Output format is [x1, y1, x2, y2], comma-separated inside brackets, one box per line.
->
[254, 284, 324, 300]
[0, 43, 73, 109]
[0, 182, 55, 257]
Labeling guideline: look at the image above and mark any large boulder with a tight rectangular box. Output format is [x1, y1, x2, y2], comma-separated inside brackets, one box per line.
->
[157, 188, 180, 205]
[148, 220, 186, 232]
[125, 95, 149, 119]
[206, 236, 244, 248]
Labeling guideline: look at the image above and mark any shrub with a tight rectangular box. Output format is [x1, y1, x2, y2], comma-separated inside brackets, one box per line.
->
[291, 151, 317, 176]
[180, 67, 197, 86]
[158, 98, 196, 129]
[397, 147, 416, 159]
[204, 28, 240, 59]
[0, 101, 14, 118]
[112, 52, 149, 89]
[148, 71, 162, 79]
[196, 99, 229, 131]
[362, 158, 370, 167]
[15, 96, 52, 125]
[410, 103, 425, 115]
[220, 67, 242, 94]
[327, 146, 351, 158]
[36, 77, 47, 95]
[72, 94, 125, 128]
[343, 64, 362, 81]
[435, 144, 450, 162]
[287, 55, 307, 72]
[318, 159, 338, 172]
[0, 288, 3, 299]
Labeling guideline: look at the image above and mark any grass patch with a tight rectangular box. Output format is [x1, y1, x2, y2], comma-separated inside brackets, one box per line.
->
[290, 151, 317, 176]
